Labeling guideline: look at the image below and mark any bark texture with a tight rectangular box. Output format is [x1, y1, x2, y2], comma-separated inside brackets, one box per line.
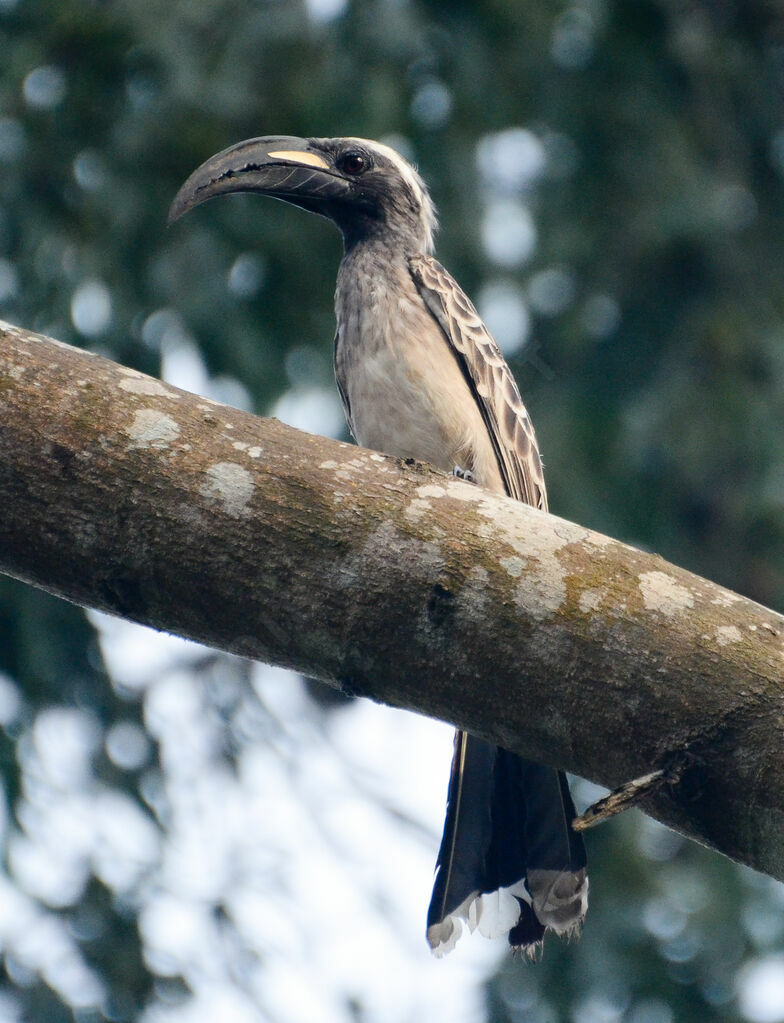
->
[2, 319, 784, 881]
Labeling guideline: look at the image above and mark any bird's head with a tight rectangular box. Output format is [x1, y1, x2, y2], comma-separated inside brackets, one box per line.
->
[169, 135, 437, 254]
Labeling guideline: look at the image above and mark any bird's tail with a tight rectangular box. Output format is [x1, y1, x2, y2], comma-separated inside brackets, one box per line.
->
[426, 731, 588, 956]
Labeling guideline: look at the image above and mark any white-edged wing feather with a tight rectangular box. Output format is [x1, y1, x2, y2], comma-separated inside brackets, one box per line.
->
[409, 254, 546, 510]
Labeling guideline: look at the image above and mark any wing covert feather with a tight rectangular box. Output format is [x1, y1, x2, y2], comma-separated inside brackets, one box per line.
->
[332, 330, 356, 440]
[409, 255, 546, 509]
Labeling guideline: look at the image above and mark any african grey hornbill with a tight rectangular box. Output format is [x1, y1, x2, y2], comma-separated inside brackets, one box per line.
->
[169, 135, 588, 956]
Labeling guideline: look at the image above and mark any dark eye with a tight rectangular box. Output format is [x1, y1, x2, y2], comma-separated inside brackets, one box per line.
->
[339, 151, 368, 176]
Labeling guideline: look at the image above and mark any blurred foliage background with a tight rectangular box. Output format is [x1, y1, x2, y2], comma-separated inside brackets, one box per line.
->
[1, 0, 784, 1021]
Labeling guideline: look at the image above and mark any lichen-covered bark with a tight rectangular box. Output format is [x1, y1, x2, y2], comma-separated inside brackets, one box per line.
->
[2, 319, 784, 881]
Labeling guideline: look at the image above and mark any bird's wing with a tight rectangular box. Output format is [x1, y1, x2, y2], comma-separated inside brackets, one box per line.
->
[410, 258, 589, 958]
[332, 330, 356, 440]
[409, 254, 547, 510]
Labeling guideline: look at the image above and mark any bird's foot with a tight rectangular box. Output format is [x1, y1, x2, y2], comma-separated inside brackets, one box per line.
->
[452, 466, 476, 484]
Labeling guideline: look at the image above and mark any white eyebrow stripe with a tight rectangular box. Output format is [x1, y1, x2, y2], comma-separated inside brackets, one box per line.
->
[344, 136, 438, 253]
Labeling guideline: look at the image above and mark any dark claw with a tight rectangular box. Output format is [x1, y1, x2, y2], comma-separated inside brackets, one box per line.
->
[452, 466, 476, 484]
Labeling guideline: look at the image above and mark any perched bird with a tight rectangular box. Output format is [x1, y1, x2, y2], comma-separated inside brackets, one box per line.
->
[169, 136, 588, 956]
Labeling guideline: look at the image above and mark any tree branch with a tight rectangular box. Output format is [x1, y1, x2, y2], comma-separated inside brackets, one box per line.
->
[2, 318, 784, 881]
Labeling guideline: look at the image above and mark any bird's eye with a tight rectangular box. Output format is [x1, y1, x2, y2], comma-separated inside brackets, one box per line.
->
[339, 151, 368, 176]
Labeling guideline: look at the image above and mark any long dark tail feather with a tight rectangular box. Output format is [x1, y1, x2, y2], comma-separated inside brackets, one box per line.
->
[426, 731, 495, 951]
[427, 732, 588, 956]
[508, 754, 587, 942]
[508, 899, 546, 952]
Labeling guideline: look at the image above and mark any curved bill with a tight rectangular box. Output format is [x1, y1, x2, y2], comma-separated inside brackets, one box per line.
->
[168, 135, 349, 225]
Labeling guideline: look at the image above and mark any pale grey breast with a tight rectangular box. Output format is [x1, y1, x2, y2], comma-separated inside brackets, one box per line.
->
[334, 249, 505, 494]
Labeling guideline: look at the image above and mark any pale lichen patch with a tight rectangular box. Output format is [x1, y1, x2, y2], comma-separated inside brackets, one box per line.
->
[417, 484, 448, 500]
[453, 493, 574, 619]
[0, 319, 27, 339]
[370, 453, 385, 462]
[712, 590, 742, 607]
[406, 498, 433, 521]
[119, 375, 178, 399]
[125, 409, 180, 450]
[406, 483, 449, 520]
[513, 566, 568, 619]
[715, 625, 742, 647]
[1, 320, 84, 353]
[554, 522, 590, 545]
[500, 556, 525, 578]
[201, 462, 254, 518]
[6, 364, 24, 380]
[334, 469, 358, 483]
[579, 589, 605, 613]
[231, 440, 263, 458]
[639, 571, 694, 617]
[444, 478, 485, 504]
[319, 460, 339, 470]
[497, 506, 571, 615]
[584, 532, 615, 549]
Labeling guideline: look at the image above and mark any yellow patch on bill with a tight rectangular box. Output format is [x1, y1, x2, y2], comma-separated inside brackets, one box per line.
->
[267, 150, 330, 169]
